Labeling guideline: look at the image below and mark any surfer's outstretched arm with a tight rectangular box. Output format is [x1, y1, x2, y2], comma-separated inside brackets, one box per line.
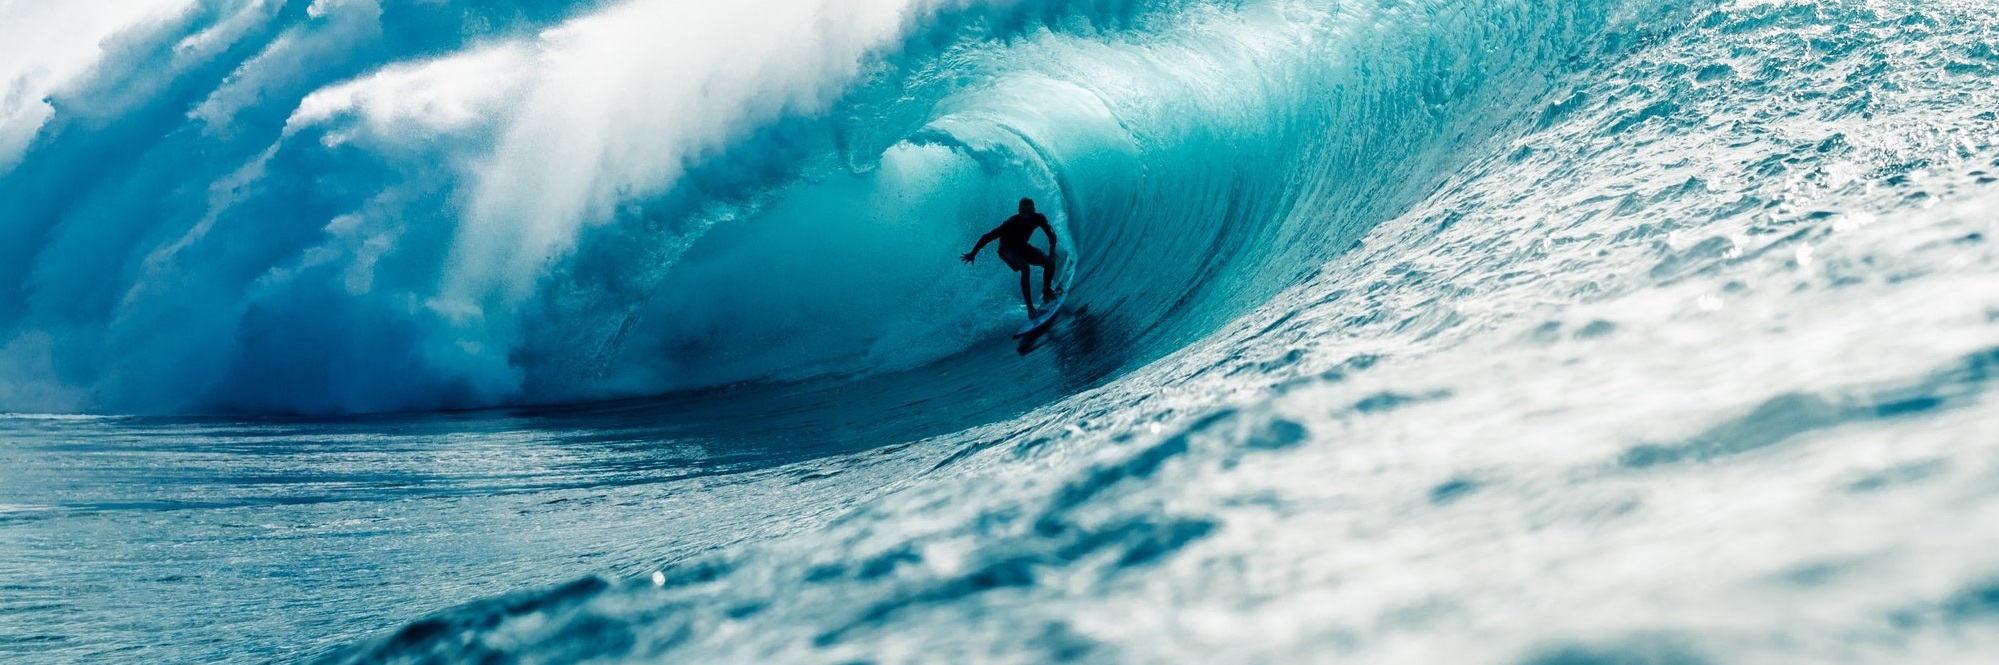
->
[962, 227, 1002, 263]
[1038, 217, 1057, 254]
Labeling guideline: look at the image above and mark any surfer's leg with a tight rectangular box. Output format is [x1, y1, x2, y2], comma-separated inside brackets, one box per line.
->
[1040, 262, 1057, 300]
[1019, 269, 1036, 316]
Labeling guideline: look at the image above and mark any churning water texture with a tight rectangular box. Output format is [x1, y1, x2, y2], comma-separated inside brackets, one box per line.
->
[3, 0, 1999, 662]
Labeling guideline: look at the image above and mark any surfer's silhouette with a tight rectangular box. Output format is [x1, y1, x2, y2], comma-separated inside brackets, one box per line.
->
[962, 197, 1061, 316]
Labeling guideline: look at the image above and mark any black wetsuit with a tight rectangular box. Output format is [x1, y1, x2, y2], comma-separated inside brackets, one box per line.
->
[984, 212, 1055, 271]
[967, 206, 1061, 314]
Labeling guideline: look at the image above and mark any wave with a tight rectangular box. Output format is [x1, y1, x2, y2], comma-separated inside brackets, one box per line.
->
[0, 0, 1678, 415]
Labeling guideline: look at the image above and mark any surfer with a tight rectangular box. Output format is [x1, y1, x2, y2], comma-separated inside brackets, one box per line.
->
[962, 197, 1062, 316]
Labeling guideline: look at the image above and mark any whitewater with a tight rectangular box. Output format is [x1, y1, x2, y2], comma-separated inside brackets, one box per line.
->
[3, 0, 1999, 662]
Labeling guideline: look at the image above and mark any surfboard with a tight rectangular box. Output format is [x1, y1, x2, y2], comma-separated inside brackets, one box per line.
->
[1012, 295, 1066, 338]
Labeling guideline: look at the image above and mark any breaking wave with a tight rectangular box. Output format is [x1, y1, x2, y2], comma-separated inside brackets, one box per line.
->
[0, 0, 1666, 415]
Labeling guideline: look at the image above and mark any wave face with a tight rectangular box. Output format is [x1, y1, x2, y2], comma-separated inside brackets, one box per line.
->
[11, 0, 1999, 663]
[1, 0, 1638, 415]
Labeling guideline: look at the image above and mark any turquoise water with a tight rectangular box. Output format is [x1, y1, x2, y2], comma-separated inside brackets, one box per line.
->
[4, 0, 1999, 662]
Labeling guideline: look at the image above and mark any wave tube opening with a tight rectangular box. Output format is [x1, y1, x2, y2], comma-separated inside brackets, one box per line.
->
[0, 0, 1652, 429]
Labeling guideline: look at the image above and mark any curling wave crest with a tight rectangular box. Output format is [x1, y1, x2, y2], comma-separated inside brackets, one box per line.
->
[6, 0, 1628, 415]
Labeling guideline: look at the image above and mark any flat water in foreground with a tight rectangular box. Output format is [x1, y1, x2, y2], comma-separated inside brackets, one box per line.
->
[0, 362, 1089, 662]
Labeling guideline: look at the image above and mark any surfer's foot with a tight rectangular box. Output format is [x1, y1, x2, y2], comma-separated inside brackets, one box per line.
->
[1043, 288, 1060, 301]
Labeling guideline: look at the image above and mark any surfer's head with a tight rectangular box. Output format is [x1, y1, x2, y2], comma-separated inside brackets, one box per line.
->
[1019, 198, 1036, 214]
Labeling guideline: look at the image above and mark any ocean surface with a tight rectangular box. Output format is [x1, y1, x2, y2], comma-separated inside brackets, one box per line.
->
[3, 0, 1999, 662]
